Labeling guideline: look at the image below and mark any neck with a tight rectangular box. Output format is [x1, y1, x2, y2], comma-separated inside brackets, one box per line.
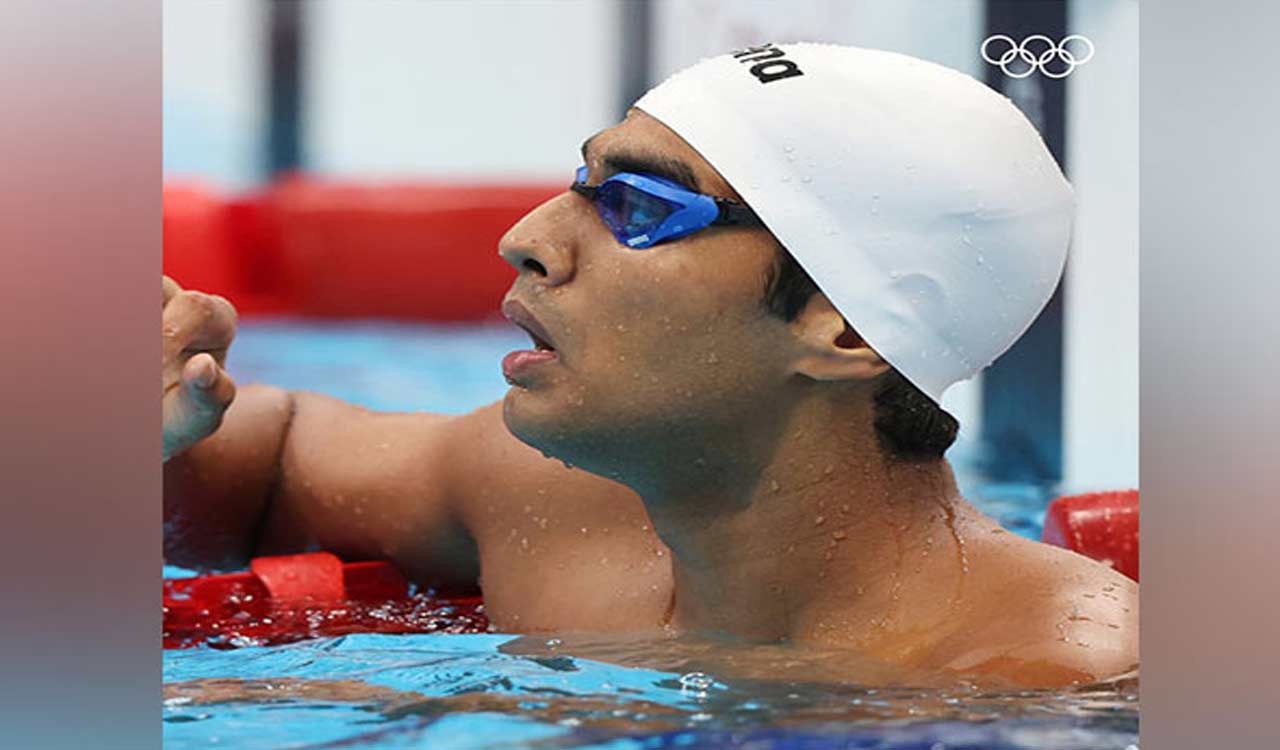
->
[630, 396, 966, 642]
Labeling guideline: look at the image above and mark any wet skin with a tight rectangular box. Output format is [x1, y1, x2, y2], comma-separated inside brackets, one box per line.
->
[163, 111, 1137, 688]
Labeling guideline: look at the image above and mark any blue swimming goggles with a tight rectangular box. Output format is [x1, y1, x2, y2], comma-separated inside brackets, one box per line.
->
[570, 165, 763, 249]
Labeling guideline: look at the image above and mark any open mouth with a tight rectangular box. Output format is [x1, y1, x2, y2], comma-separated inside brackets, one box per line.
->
[501, 299, 558, 354]
[527, 329, 555, 353]
[501, 299, 561, 383]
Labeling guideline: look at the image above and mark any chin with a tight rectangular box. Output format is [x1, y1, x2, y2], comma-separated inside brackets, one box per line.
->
[501, 387, 628, 476]
[501, 387, 568, 454]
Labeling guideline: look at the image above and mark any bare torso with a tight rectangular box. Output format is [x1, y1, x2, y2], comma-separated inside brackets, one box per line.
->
[183, 391, 1136, 688]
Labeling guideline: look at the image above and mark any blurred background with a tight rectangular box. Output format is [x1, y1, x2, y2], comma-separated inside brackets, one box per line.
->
[163, 0, 1137, 500]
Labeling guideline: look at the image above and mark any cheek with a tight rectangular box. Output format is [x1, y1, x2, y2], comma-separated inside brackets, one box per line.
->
[573, 254, 788, 411]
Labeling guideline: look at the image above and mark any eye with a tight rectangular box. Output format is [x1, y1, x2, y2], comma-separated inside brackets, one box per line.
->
[599, 183, 676, 232]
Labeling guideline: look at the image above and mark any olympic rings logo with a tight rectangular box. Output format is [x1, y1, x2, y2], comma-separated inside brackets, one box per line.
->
[981, 35, 1094, 79]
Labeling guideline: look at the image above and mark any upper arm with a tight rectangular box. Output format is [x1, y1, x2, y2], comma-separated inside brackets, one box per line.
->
[254, 391, 480, 589]
[164, 384, 295, 570]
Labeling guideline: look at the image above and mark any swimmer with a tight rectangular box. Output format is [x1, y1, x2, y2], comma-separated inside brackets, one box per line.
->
[163, 44, 1137, 688]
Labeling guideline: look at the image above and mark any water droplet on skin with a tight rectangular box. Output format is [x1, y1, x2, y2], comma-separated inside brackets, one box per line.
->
[545, 638, 563, 649]
[832, 530, 847, 541]
[705, 352, 719, 364]
[814, 516, 826, 526]
[771, 480, 781, 493]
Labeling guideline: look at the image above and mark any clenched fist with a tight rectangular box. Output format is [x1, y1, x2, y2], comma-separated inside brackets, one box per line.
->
[163, 276, 238, 461]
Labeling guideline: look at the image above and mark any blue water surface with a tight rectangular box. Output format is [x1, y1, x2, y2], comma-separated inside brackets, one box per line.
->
[164, 320, 1125, 750]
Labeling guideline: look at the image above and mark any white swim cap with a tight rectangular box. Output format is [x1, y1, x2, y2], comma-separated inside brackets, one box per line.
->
[636, 43, 1073, 403]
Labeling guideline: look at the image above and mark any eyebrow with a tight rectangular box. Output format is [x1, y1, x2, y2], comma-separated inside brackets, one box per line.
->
[580, 134, 702, 193]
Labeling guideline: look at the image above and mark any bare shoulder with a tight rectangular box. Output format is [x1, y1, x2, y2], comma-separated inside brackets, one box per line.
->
[938, 532, 1139, 686]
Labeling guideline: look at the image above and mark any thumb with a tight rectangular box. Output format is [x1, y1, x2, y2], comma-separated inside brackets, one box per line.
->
[163, 353, 237, 461]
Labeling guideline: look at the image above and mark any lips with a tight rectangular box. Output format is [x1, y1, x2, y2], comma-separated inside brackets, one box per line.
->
[501, 299, 560, 382]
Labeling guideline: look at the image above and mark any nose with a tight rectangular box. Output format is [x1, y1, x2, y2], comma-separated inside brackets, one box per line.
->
[498, 193, 579, 288]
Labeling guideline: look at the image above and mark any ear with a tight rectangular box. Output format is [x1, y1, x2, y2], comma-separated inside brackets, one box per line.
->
[789, 295, 892, 383]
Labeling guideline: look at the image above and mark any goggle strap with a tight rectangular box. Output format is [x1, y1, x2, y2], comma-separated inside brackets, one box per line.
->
[713, 201, 762, 227]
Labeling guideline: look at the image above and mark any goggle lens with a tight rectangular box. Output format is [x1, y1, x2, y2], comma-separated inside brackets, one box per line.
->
[595, 181, 679, 245]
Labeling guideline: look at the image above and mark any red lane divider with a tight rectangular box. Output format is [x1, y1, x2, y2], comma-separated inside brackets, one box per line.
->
[163, 553, 488, 649]
[163, 177, 562, 320]
[1042, 490, 1139, 581]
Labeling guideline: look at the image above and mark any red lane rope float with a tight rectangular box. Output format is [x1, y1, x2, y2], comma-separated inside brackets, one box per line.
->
[162, 178, 563, 321]
[163, 552, 489, 649]
[1042, 490, 1139, 582]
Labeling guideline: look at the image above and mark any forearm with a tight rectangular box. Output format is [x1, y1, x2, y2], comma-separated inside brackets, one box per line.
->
[163, 384, 296, 571]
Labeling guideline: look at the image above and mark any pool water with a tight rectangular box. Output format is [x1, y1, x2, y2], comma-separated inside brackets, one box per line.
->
[163, 320, 1136, 750]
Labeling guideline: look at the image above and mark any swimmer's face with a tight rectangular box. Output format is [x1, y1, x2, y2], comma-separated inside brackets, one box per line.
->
[498, 110, 803, 472]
